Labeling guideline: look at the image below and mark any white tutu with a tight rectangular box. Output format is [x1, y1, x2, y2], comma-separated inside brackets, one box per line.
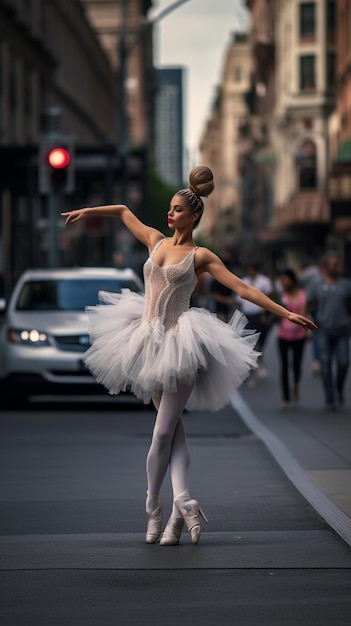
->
[83, 289, 260, 412]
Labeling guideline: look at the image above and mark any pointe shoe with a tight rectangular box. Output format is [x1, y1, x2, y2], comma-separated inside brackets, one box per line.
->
[174, 498, 208, 545]
[160, 516, 184, 546]
[146, 493, 162, 544]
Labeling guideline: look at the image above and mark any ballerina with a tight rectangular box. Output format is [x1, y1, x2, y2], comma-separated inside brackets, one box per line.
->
[62, 165, 317, 546]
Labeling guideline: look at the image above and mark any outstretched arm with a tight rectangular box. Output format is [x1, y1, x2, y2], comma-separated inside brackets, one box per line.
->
[61, 204, 164, 251]
[197, 249, 318, 331]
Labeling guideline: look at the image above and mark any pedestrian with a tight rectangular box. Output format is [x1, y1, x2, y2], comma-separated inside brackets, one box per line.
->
[235, 261, 274, 378]
[210, 252, 235, 322]
[297, 257, 321, 376]
[307, 251, 351, 410]
[191, 269, 214, 311]
[276, 269, 308, 409]
[210, 276, 235, 322]
[62, 165, 316, 546]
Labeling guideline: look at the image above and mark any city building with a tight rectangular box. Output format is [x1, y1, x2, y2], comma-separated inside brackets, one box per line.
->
[328, 0, 351, 266]
[270, 0, 335, 266]
[0, 0, 117, 146]
[199, 33, 251, 252]
[243, 0, 336, 269]
[154, 67, 184, 187]
[243, 0, 276, 264]
[0, 0, 160, 289]
[0, 0, 119, 290]
[197, 88, 222, 245]
[80, 0, 155, 152]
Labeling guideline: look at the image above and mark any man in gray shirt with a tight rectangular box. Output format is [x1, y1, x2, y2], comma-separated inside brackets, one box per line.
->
[307, 251, 351, 409]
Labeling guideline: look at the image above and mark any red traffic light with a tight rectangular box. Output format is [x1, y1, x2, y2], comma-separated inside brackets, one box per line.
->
[48, 147, 70, 169]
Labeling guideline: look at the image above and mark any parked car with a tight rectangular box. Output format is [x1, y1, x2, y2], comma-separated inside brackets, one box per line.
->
[0, 267, 144, 407]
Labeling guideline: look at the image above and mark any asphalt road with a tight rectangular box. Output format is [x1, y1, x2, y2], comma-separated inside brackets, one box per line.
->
[1, 397, 351, 626]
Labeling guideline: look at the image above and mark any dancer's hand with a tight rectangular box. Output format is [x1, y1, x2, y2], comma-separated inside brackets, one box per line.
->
[287, 312, 318, 331]
[61, 208, 89, 225]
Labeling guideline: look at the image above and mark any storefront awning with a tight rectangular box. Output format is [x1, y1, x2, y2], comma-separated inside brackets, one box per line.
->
[271, 191, 329, 230]
[329, 160, 351, 200]
[258, 229, 299, 244]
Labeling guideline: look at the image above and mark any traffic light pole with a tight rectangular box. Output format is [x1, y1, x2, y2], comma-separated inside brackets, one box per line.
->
[48, 192, 60, 268]
[39, 108, 75, 268]
[44, 108, 61, 269]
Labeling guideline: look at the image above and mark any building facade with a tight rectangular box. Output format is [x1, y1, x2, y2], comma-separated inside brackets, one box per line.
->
[199, 33, 251, 252]
[243, 0, 276, 261]
[80, 0, 155, 152]
[0, 0, 118, 290]
[0, 0, 117, 145]
[271, 0, 335, 248]
[328, 0, 351, 266]
[197, 89, 222, 245]
[242, 0, 336, 270]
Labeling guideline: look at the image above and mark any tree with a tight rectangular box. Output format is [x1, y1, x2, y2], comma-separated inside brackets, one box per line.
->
[146, 161, 179, 231]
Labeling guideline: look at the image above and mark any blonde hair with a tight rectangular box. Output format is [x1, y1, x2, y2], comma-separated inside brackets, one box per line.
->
[177, 166, 214, 227]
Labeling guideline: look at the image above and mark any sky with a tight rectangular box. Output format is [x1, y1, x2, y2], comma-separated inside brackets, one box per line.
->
[150, 0, 250, 164]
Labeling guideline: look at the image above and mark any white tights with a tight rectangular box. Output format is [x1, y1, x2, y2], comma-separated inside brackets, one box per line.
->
[146, 384, 193, 518]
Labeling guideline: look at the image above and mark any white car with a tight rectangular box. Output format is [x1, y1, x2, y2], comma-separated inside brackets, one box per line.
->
[0, 267, 144, 408]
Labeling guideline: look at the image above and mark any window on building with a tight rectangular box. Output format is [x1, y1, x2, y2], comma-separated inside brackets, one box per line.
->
[39, 0, 46, 32]
[299, 2, 316, 38]
[234, 67, 242, 82]
[24, 66, 32, 116]
[327, 51, 336, 90]
[327, 0, 336, 35]
[297, 140, 317, 189]
[9, 58, 16, 108]
[300, 55, 316, 91]
[347, 3, 351, 55]
[0, 52, 2, 138]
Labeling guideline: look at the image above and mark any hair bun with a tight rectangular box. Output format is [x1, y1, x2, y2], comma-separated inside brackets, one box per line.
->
[189, 166, 214, 198]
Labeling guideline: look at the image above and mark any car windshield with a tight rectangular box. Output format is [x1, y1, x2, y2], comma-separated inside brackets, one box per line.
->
[16, 278, 141, 311]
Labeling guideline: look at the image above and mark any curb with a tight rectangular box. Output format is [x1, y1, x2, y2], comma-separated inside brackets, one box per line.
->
[230, 391, 351, 549]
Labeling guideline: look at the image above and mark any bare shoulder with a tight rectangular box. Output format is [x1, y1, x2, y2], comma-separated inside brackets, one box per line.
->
[195, 247, 221, 272]
[195, 246, 214, 263]
[148, 229, 167, 252]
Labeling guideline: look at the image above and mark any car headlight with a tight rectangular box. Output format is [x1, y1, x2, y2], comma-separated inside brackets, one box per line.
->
[7, 328, 51, 346]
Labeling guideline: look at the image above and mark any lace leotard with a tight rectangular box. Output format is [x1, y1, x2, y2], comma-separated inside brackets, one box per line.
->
[142, 239, 198, 331]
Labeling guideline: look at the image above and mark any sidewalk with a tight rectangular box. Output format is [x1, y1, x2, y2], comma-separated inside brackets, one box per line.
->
[231, 328, 351, 547]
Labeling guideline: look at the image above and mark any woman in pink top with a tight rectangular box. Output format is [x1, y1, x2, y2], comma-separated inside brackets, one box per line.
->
[277, 269, 308, 408]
